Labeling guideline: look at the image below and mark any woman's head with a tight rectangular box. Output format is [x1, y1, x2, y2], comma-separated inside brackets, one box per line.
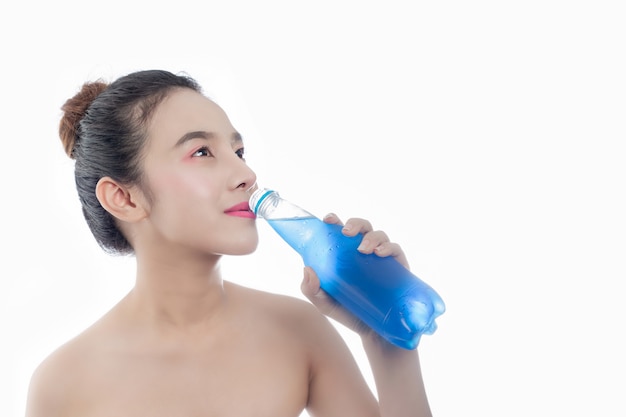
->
[59, 70, 202, 255]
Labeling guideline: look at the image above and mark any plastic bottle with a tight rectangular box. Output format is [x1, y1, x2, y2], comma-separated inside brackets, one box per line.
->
[249, 187, 445, 350]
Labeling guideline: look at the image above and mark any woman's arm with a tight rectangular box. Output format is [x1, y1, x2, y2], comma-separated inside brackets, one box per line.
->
[362, 333, 432, 416]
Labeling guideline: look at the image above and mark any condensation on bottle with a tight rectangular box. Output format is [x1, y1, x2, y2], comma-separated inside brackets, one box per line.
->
[249, 187, 445, 350]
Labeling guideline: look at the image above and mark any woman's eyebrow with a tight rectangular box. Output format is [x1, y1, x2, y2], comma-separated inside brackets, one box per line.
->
[231, 131, 243, 145]
[174, 131, 243, 148]
[174, 130, 215, 148]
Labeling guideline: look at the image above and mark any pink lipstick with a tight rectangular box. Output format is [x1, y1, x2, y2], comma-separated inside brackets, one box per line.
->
[224, 201, 256, 219]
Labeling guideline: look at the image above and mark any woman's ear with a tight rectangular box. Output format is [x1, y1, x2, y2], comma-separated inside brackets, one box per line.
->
[95, 177, 148, 223]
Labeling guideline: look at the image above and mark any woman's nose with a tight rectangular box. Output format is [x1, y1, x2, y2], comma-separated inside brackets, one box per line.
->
[233, 159, 257, 191]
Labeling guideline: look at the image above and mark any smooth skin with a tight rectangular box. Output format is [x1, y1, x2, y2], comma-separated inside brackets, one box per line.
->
[25, 89, 432, 417]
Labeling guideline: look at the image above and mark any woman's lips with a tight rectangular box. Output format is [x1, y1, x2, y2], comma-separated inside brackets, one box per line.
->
[225, 201, 256, 219]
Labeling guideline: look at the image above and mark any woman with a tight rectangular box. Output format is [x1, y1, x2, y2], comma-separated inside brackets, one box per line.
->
[25, 70, 432, 416]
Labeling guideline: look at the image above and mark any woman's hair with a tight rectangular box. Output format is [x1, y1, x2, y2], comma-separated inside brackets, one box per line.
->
[59, 69, 202, 255]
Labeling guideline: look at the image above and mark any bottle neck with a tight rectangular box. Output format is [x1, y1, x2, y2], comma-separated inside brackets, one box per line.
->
[249, 188, 316, 220]
[250, 188, 275, 216]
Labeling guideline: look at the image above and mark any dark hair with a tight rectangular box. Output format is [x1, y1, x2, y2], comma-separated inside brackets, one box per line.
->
[59, 69, 202, 255]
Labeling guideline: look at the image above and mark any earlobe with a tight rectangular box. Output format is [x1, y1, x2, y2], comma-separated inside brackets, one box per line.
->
[95, 177, 147, 223]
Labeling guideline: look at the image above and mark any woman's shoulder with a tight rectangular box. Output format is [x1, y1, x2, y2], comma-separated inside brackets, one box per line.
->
[25, 324, 98, 416]
[224, 281, 337, 338]
[225, 281, 320, 317]
[30, 315, 105, 379]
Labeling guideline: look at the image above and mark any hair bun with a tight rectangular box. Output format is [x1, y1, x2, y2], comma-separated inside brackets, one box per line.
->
[59, 81, 108, 159]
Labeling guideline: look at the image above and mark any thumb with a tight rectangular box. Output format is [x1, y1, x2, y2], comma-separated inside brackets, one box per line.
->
[300, 266, 322, 299]
[300, 266, 369, 334]
[301, 267, 374, 336]
[300, 267, 339, 317]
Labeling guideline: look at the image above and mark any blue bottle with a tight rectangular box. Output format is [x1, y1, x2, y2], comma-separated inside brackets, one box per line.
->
[249, 187, 445, 350]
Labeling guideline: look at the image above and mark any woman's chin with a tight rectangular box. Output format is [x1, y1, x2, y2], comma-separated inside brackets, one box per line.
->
[222, 237, 259, 256]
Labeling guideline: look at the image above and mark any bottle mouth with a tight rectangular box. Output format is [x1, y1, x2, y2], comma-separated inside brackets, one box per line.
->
[248, 187, 274, 215]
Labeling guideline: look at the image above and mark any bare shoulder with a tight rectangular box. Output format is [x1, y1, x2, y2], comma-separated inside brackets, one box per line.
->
[225, 281, 336, 338]
[25, 324, 95, 416]
[25, 300, 123, 417]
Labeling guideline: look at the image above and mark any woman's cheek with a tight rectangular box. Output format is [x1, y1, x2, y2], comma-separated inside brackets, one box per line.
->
[152, 169, 216, 200]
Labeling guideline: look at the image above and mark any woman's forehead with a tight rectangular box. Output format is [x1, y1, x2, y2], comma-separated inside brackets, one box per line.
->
[155, 89, 225, 124]
[147, 89, 234, 145]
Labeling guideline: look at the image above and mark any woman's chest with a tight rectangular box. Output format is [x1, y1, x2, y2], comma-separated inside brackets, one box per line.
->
[69, 337, 310, 417]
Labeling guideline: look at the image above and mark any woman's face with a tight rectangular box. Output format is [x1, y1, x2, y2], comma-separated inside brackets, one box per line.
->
[138, 88, 259, 256]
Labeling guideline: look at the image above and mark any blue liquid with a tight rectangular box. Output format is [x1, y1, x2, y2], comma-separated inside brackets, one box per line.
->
[268, 217, 445, 350]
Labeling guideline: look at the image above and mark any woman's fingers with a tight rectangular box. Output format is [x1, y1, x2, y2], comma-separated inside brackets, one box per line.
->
[374, 242, 410, 269]
[323, 214, 410, 269]
[355, 230, 390, 254]
[341, 218, 373, 237]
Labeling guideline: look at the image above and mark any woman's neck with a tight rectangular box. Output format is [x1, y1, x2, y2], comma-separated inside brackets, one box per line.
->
[128, 248, 228, 331]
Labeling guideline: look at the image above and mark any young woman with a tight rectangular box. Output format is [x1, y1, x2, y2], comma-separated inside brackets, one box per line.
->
[25, 70, 432, 417]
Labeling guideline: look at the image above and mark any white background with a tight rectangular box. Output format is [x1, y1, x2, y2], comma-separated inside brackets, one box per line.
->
[1, 1, 625, 416]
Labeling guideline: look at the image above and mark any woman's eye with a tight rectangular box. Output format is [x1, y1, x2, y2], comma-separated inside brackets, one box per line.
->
[235, 148, 245, 159]
[192, 146, 212, 157]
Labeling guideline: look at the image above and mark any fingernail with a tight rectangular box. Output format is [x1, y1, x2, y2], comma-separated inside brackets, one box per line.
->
[357, 239, 370, 252]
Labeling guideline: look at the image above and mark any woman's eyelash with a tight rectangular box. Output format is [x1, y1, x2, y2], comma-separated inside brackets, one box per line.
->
[191, 147, 244, 159]
[192, 146, 211, 157]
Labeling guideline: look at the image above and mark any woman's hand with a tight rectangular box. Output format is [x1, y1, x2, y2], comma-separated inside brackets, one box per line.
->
[300, 213, 409, 338]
